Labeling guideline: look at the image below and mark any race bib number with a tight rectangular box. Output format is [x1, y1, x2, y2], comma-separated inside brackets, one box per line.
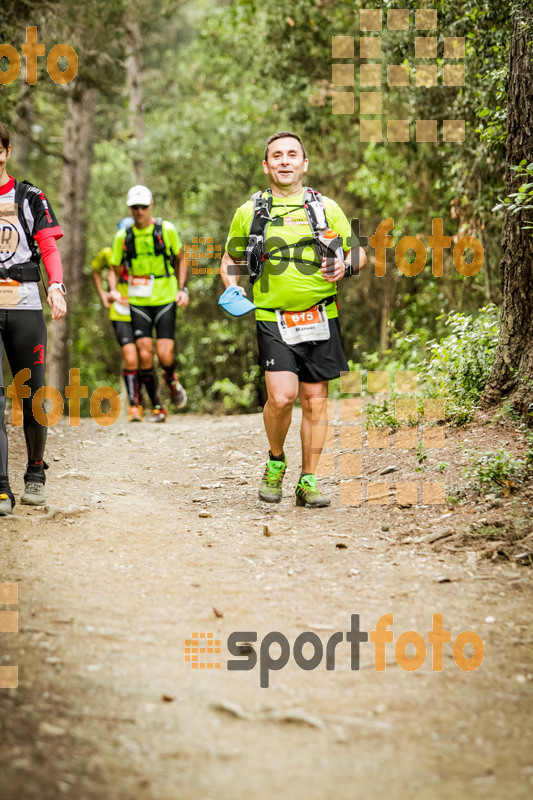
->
[0, 278, 20, 307]
[113, 299, 130, 316]
[128, 275, 154, 298]
[276, 303, 330, 345]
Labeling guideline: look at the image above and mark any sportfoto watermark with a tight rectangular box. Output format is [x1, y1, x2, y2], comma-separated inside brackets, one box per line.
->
[0, 26, 78, 86]
[188, 218, 484, 280]
[185, 614, 484, 688]
[8, 369, 120, 427]
[0, 582, 18, 689]
[331, 7, 466, 144]
[314, 369, 447, 507]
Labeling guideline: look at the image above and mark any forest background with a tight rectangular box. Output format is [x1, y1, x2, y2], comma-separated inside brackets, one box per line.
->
[0, 0, 525, 419]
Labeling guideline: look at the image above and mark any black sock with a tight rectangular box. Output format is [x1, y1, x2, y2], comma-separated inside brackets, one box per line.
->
[24, 459, 47, 484]
[123, 370, 138, 406]
[163, 362, 176, 384]
[139, 367, 160, 407]
[269, 451, 285, 462]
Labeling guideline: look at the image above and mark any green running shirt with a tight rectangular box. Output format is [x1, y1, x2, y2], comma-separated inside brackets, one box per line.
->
[111, 220, 183, 307]
[225, 190, 353, 322]
[92, 247, 131, 323]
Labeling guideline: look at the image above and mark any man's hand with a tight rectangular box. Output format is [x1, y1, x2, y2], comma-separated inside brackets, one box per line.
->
[176, 289, 190, 307]
[107, 290, 121, 307]
[47, 289, 67, 321]
[220, 251, 246, 290]
[320, 257, 345, 283]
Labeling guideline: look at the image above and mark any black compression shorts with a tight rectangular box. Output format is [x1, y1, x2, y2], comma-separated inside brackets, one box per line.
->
[111, 320, 135, 347]
[130, 303, 176, 341]
[256, 318, 349, 383]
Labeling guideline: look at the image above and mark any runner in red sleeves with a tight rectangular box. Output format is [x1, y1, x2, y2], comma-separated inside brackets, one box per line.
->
[0, 122, 67, 514]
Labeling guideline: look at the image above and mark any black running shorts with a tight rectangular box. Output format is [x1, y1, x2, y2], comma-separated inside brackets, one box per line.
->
[130, 303, 176, 341]
[112, 320, 135, 347]
[256, 318, 349, 383]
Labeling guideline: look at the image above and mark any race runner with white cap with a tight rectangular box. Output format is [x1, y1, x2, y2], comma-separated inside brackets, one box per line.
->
[110, 185, 188, 422]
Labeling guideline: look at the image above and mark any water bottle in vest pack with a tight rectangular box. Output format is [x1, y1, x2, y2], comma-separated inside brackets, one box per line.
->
[318, 228, 344, 275]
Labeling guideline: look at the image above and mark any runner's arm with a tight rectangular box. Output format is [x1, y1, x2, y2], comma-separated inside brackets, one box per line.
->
[108, 234, 126, 302]
[345, 245, 367, 272]
[106, 264, 122, 303]
[92, 270, 111, 308]
[173, 247, 189, 307]
[320, 247, 366, 283]
[220, 251, 247, 294]
[37, 233, 67, 320]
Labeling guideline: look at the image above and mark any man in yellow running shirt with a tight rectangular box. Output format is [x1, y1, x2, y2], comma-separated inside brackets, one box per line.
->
[110, 186, 189, 423]
[221, 132, 366, 508]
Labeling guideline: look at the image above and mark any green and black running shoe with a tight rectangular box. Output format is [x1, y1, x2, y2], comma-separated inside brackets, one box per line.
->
[295, 474, 331, 508]
[258, 455, 287, 503]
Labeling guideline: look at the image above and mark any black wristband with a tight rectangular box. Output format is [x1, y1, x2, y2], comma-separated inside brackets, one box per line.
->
[344, 260, 359, 277]
[178, 286, 189, 294]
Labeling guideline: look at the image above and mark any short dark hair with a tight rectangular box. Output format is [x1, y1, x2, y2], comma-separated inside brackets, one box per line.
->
[264, 131, 306, 161]
[0, 123, 10, 151]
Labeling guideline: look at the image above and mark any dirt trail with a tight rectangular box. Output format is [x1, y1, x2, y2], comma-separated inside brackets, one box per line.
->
[0, 410, 532, 800]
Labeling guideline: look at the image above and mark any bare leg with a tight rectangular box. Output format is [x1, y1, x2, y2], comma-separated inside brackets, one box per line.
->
[299, 381, 329, 473]
[137, 336, 154, 371]
[263, 371, 299, 456]
[156, 338, 175, 370]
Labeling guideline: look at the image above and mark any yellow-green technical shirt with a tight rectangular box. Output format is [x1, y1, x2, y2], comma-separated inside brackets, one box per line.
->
[111, 220, 183, 307]
[91, 247, 131, 323]
[225, 190, 353, 322]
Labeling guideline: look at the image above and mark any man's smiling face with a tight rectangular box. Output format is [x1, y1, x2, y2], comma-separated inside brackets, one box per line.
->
[262, 136, 309, 195]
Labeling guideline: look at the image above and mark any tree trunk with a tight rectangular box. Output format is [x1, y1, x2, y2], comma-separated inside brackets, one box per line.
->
[47, 82, 97, 394]
[481, 5, 533, 418]
[11, 82, 33, 173]
[125, 11, 145, 184]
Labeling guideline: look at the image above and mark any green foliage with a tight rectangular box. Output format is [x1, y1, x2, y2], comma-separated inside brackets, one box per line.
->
[361, 304, 499, 429]
[2, 0, 513, 416]
[362, 390, 421, 430]
[363, 395, 401, 430]
[464, 448, 529, 494]
[494, 160, 533, 232]
[416, 441, 428, 465]
[420, 305, 500, 422]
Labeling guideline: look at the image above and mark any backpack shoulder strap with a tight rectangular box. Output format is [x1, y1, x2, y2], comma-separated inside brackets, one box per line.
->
[14, 180, 40, 263]
[303, 187, 327, 233]
[246, 190, 272, 283]
[123, 225, 136, 269]
[249, 191, 272, 234]
[152, 217, 171, 276]
[123, 218, 172, 277]
[302, 187, 329, 261]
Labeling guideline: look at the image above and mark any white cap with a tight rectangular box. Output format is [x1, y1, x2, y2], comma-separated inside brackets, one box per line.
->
[126, 185, 152, 206]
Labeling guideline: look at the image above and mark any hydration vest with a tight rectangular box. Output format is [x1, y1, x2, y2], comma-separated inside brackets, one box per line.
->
[122, 217, 172, 277]
[245, 187, 330, 284]
[0, 180, 43, 282]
